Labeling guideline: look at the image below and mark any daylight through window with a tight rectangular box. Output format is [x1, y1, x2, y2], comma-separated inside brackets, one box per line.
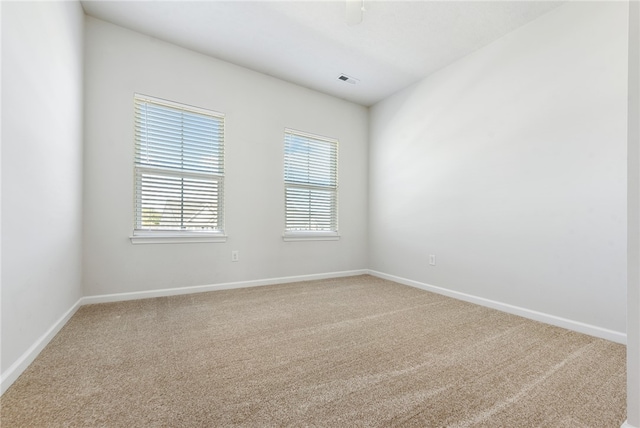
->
[133, 95, 225, 238]
[284, 129, 338, 237]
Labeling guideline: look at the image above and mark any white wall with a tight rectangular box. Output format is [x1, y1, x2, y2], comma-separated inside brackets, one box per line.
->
[1, 1, 84, 379]
[627, 1, 640, 425]
[83, 17, 368, 296]
[369, 2, 628, 335]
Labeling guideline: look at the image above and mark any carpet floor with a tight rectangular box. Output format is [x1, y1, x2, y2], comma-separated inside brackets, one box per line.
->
[0, 275, 626, 427]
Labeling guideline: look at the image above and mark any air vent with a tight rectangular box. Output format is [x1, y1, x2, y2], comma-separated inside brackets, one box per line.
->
[337, 74, 359, 85]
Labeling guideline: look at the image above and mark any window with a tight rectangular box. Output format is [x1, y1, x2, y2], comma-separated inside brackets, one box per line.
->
[131, 95, 226, 244]
[283, 129, 339, 241]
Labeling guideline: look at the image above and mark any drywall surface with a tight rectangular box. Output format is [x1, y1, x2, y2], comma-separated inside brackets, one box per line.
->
[627, 0, 640, 425]
[369, 2, 628, 334]
[1, 1, 84, 374]
[83, 17, 368, 296]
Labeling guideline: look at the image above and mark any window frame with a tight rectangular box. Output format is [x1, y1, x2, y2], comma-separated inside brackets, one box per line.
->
[130, 94, 227, 244]
[283, 128, 339, 242]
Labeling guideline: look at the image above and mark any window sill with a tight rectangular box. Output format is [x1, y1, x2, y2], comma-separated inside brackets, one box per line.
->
[282, 232, 340, 242]
[130, 231, 227, 244]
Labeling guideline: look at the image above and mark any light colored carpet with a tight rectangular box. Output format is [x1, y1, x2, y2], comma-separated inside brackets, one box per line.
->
[1, 275, 626, 427]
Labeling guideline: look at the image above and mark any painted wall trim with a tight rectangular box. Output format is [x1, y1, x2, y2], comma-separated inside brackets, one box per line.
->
[1, 268, 625, 397]
[0, 269, 366, 396]
[0, 298, 83, 395]
[368, 270, 627, 345]
[81, 270, 368, 305]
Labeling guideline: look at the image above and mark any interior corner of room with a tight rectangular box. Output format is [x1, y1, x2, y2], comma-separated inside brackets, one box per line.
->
[1, 0, 638, 426]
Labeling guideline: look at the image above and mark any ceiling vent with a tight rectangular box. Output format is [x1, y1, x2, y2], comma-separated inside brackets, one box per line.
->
[337, 74, 359, 85]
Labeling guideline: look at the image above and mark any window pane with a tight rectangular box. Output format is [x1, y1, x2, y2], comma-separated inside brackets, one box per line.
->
[134, 95, 224, 233]
[136, 172, 222, 231]
[285, 186, 337, 231]
[284, 130, 338, 232]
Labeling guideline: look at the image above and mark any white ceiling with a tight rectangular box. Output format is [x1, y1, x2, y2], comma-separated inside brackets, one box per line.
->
[81, 1, 564, 106]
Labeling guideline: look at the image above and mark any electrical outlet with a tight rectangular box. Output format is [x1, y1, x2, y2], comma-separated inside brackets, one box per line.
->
[232, 250, 239, 262]
[429, 254, 436, 266]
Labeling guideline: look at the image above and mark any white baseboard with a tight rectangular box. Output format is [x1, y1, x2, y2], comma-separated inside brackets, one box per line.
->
[1, 268, 626, 399]
[368, 270, 627, 345]
[621, 421, 637, 428]
[81, 269, 368, 305]
[0, 298, 83, 395]
[0, 270, 367, 396]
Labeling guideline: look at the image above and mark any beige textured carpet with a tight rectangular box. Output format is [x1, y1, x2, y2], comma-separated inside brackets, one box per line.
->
[1, 275, 626, 427]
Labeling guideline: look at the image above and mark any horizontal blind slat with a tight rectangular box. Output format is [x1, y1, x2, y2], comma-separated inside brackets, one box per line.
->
[134, 95, 225, 232]
[283, 129, 338, 232]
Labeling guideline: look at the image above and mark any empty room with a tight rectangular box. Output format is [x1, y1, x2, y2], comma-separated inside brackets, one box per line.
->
[2, 0, 639, 426]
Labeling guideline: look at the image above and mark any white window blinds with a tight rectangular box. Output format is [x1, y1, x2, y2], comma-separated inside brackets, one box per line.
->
[134, 95, 224, 235]
[284, 129, 338, 234]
